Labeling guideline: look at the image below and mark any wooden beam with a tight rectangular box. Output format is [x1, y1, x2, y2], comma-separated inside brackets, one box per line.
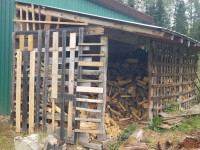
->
[28, 35, 35, 134]
[13, 20, 89, 26]
[19, 8, 23, 31]
[68, 33, 77, 138]
[25, 6, 29, 31]
[15, 4, 163, 37]
[78, 61, 104, 67]
[16, 35, 24, 133]
[76, 86, 104, 94]
[56, 17, 61, 29]
[44, 15, 52, 30]
[38, 6, 41, 30]
[106, 28, 146, 45]
[31, 4, 35, 30]
[51, 32, 59, 133]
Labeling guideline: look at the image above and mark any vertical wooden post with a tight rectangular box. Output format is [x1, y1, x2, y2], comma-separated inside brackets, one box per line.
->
[75, 28, 84, 144]
[22, 47, 28, 134]
[26, 6, 29, 31]
[35, 30, 42, 131]
[20, 8, 23, 31]
[28, 35, 35, 133]
[38, 6, 41, 30]
[31, 4, 36, 30]
[56, 18, 61, 29]
[97, 36, 108, 140]
[44, 15, 52, 30]
[16, 35, 24, 133]
[10, 33, 16, 127]
[148, 40, 153, 122]
[42, 30, 50, 132]
[51, 32, 59, 133]
[68, 33, 77, 138]
[60, 30, 67, 141]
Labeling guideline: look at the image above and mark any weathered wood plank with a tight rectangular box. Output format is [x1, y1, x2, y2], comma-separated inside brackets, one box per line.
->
[28, 35, 35, 134]
[78, 43, 105, 46]
[76, 86, 103, 93]
[35, 30, 42, 131]
[97, 36, 108, 140]
[16, 35, 24, 133]
[76, 98, 103, 103]
[26, 6, 29, 31]
[75, 118, 101, 122]
[75, 129, 102, 134]
[60, 30, 66, 141]
[75, 28, 84, 144]
[68, 33, 76, 138]
[78, 61, 104, 67]
[22, 48, 28, 134]
[31, 4, 35, 30]
[10, 33, 16, 127]
[76, 107, 101, 113]
[51, 32, 59, 133]
[44, 15, 52, 30]
[42, 30, 50, 132]
[13, 20, 89, 26]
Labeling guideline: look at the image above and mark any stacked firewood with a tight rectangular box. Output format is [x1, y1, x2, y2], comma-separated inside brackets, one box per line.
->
[106, 49, 149, 121]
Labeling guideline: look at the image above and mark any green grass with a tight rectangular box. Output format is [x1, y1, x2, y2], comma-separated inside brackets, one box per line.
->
[149, 116, 164, 132]
[171, 115, 200, 134]
[163, 102, 178, 112]
[109, 124, 137, 150]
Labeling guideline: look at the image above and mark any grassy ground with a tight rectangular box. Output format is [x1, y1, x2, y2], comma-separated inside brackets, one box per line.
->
[0, 121, 22, 150]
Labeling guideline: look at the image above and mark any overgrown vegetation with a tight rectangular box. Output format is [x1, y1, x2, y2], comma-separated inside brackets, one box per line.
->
[149, 116, 164, 132]
[172, 115, 200, 134]
[109, 124, 137, 150]
[150, 115, 200, 135]
[163, 102, 178, 112]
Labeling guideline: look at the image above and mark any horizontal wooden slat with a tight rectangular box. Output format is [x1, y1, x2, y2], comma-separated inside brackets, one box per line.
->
[75, 118, 101, 122]
[75, 129, 102, 134]
[79, 54, 105, 57]
[77, 79, 103, 83]
[153, 95, 197, 111]
[15, 46, 90, 52]
[152, 88, 196, 100]
[76, 107, 101, 113]
[76, 98, 103, 103]
[79, 43, 105, 46]
[76, 86, 103, 93]
[78, 61, 104, 67]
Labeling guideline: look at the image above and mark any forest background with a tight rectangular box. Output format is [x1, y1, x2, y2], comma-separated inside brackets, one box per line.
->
[117, 0, 200, 41]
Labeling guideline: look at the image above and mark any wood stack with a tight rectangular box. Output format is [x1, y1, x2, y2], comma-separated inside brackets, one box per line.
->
[106, 49, 149, 121]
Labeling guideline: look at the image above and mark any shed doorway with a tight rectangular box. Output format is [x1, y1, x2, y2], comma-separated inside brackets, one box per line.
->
[106, 39, 149, 125]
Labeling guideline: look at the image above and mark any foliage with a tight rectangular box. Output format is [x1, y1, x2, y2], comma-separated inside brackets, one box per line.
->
[163, 102, 178, 112]
[149, 116, 164, 132]
[109, 124, 137, 150]
[173, 0, 188, 35]
[171, 115, 200, 134]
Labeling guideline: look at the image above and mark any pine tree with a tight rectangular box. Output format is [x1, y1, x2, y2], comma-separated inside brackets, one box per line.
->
[174, 0, 188, 35]
[127, 0, 136, 8]
[154, 0, 167, 27]
[145, 0, 156, 17]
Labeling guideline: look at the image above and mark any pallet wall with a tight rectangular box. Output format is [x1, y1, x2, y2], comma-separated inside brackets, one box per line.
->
[150, 42, 199, 116]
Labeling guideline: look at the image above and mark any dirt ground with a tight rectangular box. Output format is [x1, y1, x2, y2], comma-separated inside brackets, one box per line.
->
[0, 116, 195, 150]
[0, 115, 22, 150]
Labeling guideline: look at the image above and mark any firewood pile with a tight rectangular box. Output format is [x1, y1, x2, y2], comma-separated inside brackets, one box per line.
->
[106, 49, 149, 121]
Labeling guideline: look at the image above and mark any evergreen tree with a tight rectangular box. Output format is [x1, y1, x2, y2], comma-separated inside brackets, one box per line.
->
[174, 0, 188, 35]
[145, 0, 156, 17]
[127, 0, 136, 8]
[154, 0, 167, 27]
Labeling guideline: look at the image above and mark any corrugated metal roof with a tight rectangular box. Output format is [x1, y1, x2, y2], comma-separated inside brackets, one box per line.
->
[15, 0, 145, 23]
[0, 0, 14, 115]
